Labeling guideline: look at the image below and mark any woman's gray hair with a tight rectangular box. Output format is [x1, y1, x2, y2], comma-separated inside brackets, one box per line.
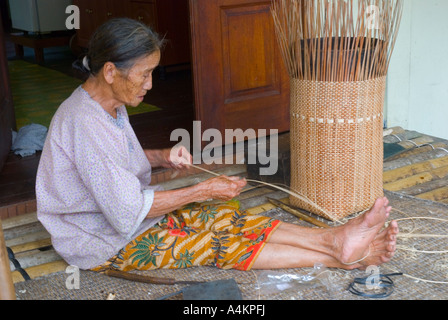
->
[83, 18, 165, 76]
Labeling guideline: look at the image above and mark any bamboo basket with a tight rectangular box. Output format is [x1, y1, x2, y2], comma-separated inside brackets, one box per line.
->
[272, 0, 403, 221]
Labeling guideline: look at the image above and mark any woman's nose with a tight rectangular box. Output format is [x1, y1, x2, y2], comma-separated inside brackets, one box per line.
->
[143, 76, 153, 91]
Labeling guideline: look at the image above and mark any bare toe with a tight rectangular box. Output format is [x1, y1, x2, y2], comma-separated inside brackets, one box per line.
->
[337, 198, 391, 265]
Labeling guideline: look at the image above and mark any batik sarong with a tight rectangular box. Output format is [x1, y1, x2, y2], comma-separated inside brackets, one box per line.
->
[93, 201, 281, 272]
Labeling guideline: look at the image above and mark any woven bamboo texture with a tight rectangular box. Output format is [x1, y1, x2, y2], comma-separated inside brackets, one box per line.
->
[272, 0, 403, 221]
[13, 191, 448, 300]
[289, 76, 386, 220]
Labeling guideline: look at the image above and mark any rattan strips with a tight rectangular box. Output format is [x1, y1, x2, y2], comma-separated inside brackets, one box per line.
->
[272, 0, 403, 220]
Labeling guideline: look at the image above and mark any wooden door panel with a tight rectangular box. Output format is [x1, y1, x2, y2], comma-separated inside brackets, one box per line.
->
[190, 0, 289, 143]
[221, 4, 280, 103]
[106, 0, 129, 20]
[156, 0, 190, 66]
[74, 0, 108, 47]
[129, 1, 157, 29]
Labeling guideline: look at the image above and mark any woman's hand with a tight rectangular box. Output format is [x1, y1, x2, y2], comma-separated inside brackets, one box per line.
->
[166, 146, 192, 170]
[147, 175, 247, 218]
[198, 175, 247, 201]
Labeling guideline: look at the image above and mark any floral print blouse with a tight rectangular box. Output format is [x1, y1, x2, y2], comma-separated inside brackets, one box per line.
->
[36, 86, 163, 270]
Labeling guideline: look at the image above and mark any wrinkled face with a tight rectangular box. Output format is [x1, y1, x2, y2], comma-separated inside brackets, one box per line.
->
[112, 50, 161, 107]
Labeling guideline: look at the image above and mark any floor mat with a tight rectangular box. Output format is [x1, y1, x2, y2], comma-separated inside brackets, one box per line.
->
[13, 191, 448, 300]
[8, 60, 160, 129]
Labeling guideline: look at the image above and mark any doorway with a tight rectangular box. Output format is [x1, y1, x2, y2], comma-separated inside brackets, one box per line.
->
[0, 0, 290, 217]
[0, 2, 195, 214]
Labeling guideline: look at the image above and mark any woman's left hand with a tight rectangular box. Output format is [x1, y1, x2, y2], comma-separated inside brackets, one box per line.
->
[164, 146, 192, 170]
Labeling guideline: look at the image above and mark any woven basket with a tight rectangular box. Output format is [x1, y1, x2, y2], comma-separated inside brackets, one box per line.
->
[289, 76, 387, 221]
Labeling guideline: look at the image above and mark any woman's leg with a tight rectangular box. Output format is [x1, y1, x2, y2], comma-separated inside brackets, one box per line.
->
[252, 197, 399, 270]
[92, 202, 282, 272]
[252, 243, 359, 270]
[93, 198, 398, 273]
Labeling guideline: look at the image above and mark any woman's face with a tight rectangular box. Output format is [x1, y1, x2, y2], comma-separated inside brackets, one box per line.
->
[112, 50, 161, 107]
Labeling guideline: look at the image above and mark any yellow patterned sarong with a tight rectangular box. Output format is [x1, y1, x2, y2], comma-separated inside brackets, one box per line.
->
[93, 202, 281, 272]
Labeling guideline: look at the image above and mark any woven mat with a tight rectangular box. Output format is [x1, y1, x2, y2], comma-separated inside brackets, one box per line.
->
[14, 191, 448, 300]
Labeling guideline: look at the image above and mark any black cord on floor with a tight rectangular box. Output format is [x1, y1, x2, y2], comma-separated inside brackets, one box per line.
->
[348, 273, 403, 299]
[7, 247, 31, 281]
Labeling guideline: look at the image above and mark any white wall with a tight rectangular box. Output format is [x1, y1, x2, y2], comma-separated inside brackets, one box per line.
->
[386, 0, 448, 139]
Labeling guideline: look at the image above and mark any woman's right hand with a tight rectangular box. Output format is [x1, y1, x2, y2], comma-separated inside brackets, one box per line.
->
[199, 175, 247, 201]
[148, 175, 247, 218]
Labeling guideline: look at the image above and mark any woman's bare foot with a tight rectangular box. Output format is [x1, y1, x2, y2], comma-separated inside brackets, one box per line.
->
[357, 220, 398, 267]
[334, 197, 398, 266]
[253, 197, 399, 271]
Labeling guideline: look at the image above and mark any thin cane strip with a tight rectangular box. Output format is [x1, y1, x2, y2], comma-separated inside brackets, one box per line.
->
[393, 216, 448, 255]
[396, 246, 448, 255]
[389, 208, 417, 236]
[272, 0, 403, 82]
[342, 245, 371, 266]
[394, 217, 448, 224]
[398, 234, 448, 239]
[383, 265, 448, 285]
[186, 163, 343, 224]
[185, 166, 448, 270]
[185, 164, 385, 266]
[377, 201, 448, 286]
[382, 210, 448, 285]
[394, 217, 448, 239]
[272, 0, 402, 220]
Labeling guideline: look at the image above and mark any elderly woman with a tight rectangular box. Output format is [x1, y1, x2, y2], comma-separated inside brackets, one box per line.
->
[37, 18, 398, 274]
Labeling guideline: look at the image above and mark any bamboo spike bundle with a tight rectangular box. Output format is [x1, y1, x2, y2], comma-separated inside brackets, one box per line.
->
[272, 0, 403, 221]
[272, 0, 403, 82]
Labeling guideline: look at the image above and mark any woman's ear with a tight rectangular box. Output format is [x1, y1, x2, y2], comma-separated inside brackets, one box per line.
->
[102, 62, 117, 84]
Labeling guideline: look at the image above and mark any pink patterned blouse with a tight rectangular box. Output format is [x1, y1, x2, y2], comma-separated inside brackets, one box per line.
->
[36, 86, 163, 270]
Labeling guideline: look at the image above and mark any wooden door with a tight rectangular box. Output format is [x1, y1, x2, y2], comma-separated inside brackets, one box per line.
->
[128, 1, 158, 30]
[105, 0, 129, 20]
[74, 0, 108, 48]
[156, 0, 190, 66]
[189, 0, 290, 145]
[0, 15, 15, 172]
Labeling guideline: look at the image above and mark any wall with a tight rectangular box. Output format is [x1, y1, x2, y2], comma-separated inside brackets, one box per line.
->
[386, 0, 448, 139]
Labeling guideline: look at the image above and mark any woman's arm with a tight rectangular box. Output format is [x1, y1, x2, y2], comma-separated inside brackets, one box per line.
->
[144, 146, 192, 170]
[144, 149, 170, 168]
[146, 176, 246, 218]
